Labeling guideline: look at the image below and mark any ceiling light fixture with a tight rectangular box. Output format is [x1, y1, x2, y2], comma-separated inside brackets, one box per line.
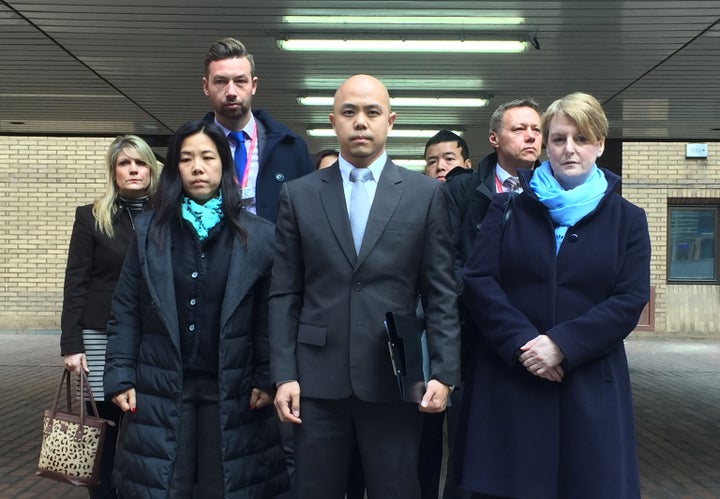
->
[303, 77, 484, 91]
[307, 128, 464, 138]
[283, 15, 524, 26]
[392, 159, 428, 170]
[278, 39, 527, 53]
[298, 96, 488, 108]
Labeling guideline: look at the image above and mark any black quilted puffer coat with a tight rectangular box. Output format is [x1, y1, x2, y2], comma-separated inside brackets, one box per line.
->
[104, 210, 287, 499]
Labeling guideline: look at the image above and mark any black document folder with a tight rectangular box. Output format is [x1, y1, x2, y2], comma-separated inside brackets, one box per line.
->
[384, 311, 426, 403]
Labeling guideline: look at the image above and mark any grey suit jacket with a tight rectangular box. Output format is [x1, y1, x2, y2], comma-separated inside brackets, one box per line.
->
[269, 158, 461, 403]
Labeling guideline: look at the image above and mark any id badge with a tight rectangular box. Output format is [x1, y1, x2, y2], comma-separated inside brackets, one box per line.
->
[241, 186, 255, 201]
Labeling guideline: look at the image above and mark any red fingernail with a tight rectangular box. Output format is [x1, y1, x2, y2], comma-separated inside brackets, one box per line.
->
[130, 407, 136, 414]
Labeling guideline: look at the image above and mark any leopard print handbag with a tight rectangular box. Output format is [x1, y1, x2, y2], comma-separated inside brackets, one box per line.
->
[36, 369, 115, 487]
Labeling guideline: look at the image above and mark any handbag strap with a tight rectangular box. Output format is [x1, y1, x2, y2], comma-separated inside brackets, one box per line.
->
[75, 369, 104, 441]
[47, 369, 112, 440]
[79, 368, 101, 418]
[44, 370, 72, 434]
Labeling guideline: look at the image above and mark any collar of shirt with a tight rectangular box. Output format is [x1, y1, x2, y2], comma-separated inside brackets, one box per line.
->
[215, 114, 256, 148]
[215, 114, 259, 214]
[495, 164, 515, 184]
[338, 152, 387, 212]
[338, 152, 387, 184]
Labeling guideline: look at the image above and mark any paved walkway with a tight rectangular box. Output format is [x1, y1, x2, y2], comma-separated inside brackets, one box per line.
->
[0, 333, 718, 498]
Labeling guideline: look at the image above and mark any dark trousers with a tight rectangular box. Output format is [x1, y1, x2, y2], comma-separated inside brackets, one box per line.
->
[87, 400, 123, 499]
[168, 372, 223, 498]
[417, 389, 469, 499]
[345, 445, 366, 499]
[294, 396, 423, 499]
[443, 389, 470, 499]
[418, 412, 444, 499]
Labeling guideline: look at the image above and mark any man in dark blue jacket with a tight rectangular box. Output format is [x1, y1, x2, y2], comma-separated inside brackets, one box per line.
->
[443, 98, 542, 280]
[201, 37, 313, 223]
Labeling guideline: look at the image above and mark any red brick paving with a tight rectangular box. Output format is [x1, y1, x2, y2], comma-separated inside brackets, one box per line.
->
[0, 333, 718, 498]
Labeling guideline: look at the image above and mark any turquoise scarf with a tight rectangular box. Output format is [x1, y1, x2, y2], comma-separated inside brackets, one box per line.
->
[529, 161, 608, 254]
[181, 194, 223, 240]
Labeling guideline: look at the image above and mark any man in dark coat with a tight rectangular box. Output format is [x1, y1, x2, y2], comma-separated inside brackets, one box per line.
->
[442, 98, 542, 286]
[201, 37, 314, 223]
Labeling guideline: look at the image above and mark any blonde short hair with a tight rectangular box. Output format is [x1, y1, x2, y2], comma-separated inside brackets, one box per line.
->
[542, 92, 608, 144]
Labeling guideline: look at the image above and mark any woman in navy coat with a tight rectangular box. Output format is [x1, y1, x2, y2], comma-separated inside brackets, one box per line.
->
[458, 93, 650, 499]
[104, 120, 287, 498]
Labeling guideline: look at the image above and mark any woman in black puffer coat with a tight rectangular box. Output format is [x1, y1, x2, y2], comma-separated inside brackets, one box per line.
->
[104, 120, 288, 499]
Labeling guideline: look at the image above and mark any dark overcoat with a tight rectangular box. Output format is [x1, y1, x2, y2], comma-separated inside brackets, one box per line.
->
[104, 210, 287, 499]
[458, 168, 650, 499]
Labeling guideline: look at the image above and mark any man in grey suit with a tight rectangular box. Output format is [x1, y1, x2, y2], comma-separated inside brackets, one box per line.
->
[269, 74, 461, 499]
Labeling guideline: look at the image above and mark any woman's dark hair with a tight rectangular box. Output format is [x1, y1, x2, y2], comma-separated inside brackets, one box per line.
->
[311, 149, 339, 169]
[150, 119, 246, 246]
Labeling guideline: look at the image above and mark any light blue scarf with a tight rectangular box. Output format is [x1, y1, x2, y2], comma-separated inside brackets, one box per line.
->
[181, 194, 223, 240]
[528, 161, 608, 254]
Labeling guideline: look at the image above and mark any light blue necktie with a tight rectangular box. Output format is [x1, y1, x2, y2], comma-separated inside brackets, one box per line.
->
[227, 131, 247, 184]
[349, 167, 373, 254]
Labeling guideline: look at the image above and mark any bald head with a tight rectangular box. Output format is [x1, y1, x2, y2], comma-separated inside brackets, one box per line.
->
[333, 74, 391, 110]
[329, 74, 396, 168]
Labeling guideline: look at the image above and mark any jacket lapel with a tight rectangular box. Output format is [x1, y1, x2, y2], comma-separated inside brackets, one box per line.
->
[479, 171, 495, 200]
[319, 165, 357, 267]
[220, 235, 263, 329]
[140, 224, 181, 355]
[356, 158, 402, 268]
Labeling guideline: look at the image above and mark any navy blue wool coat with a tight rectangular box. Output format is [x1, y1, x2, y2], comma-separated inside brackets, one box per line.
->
[104, 210, 287, 499]
[458, 168, 649, 499]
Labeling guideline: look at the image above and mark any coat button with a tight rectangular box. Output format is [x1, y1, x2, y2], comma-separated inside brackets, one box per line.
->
[188, 324, 195, 332]
[274, 172, 285, 182]
[568, 233, 579, 242]
[189, 298, 196, 306]
[354, 282, 363, 291]
[191, 271, 198, 278]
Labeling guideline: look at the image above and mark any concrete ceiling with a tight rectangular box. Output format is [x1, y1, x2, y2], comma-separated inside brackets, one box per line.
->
[2, 0, 720, 163]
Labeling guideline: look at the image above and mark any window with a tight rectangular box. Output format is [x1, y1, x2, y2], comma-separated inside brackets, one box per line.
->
[668, 203, 718, 282]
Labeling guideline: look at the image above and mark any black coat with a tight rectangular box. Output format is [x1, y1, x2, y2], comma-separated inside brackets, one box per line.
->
[458, 168, 650, 498]
[202, 109, 314, 223]
[104, 210, 287, 499]
[61, 202, 140, 354]
[442, 151, 498, 286]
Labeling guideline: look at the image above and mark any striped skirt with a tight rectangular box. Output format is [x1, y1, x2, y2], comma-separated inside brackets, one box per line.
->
[79, 328, 108, 402]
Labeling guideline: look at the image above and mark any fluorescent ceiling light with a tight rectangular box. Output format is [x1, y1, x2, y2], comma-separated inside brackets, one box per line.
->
[283, 15, 524, 26]
[0, 93, 124, 99]
[278, 39, 527, 53]
[307, 129, 463, 138]
[394, 159, 428, 170]
[299, 96, 488, 107]
[303, 77, 484, 91]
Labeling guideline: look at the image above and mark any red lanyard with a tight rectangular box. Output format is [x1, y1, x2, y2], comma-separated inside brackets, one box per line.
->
[494, 174, 504, 193]
[238, 122, 257, 188]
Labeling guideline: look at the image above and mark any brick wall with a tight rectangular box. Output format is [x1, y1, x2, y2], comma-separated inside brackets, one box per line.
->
[0, 136, 109, 329]
[623, 141, 720, 337]
[3, 136, 720, 336]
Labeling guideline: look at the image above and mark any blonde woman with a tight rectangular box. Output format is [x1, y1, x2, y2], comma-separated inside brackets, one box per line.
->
[60, 135, 159, 499]
[459, 93, 650, 498]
